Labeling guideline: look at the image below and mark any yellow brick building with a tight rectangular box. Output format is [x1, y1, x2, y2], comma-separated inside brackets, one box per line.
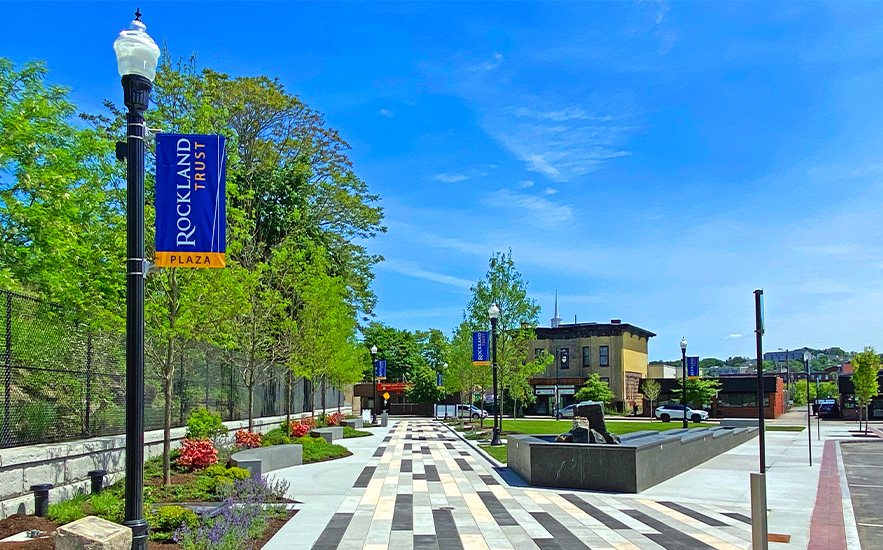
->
[528, 319, 655, 415]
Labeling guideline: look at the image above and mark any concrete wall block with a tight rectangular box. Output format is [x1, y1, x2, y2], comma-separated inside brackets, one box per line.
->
[53, 481, 89, 504]
[65, 455, 104, 484]
[57, 516, 132, 550]
[0, 468, 24, 499]
[23, 461, 66, 487]
[3, 493, 34, 516]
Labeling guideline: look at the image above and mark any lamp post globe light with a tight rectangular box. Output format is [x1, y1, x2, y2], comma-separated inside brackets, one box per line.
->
[680, 337, 688, 429]
[488, 304, 502, 446]
[370, 345, 378, 423]
[113, 10, 160, 550]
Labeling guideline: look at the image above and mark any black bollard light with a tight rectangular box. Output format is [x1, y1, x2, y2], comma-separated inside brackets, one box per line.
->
[87, 470, 107, 495]
[30, 484, 52, 517]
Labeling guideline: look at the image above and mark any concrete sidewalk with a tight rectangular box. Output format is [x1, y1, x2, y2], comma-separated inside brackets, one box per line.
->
[261, 421, 399, 550]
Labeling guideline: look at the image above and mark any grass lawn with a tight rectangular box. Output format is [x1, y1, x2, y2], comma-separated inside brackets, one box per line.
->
[766, 425, 806, 432]
[479, 444, 508, 463]
[487, 419, 713, 435]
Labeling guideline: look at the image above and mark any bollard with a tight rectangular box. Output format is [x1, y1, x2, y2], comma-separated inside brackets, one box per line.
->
[381, 411, 388, 427]
[750, 472, 768, 550]
[87, 470, 107, 495]
[30, 484, 53, 517]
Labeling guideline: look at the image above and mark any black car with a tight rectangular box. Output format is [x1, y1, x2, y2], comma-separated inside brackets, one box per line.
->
[817, 402, 840, 418]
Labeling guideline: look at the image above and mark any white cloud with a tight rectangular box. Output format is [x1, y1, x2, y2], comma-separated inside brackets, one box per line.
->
[487, 189, 573, 221]
[724, 334, 745, 341]
[473, 52, 504, 72]
[519, 180, 535, 188]
[543, 187, 559, 195]
[379, 259, 474, 290]
[434, 173, 467, 183]
[378, 109, 395, 117]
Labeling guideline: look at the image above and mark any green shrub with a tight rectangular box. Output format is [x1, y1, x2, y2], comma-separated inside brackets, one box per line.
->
[261, 428, 291, 447]
[87, 492, 123, 522]
[342, 426, 370, 438]
[47, 495, 88, 523]
[295, 436, 349, 463]
[197, 465, 252, 494]
[186, 408, 228, 441]
[16, 402, 57, 441]
[149, 505, 199, 542]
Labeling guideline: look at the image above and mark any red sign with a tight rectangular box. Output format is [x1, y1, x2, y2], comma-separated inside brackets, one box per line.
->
[377, 383, 411, 392]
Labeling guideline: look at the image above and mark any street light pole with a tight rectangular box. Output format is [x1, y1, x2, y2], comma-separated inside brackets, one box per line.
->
[114, 12, 159, 550]
[680, 337, 688, 429]
[805, 352, 812, 466]
[370, 345, 378, 424]
[489, 304, 502, 446]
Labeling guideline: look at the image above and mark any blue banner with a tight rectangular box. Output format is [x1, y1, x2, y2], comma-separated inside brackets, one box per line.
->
[472, 331, 490, 365]
[687, 356, 700, 378]
[437, 372, 443, 387]
[155, 134, 227, 268]
[375, 360, 387, 380]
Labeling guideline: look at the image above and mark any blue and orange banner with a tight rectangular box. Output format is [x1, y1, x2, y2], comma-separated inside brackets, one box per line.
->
[687, 356, 700, 379]
[155, 134, 226, 268]
[472, 331, 490, 365]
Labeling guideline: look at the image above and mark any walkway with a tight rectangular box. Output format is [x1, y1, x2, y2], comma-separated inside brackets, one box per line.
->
[305, 420, 754, 550]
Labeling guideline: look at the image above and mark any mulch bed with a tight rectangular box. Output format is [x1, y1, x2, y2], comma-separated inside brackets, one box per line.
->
[0, 510, 298, 550]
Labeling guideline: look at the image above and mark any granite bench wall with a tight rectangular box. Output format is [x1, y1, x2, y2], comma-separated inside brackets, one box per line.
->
[508, 426, 757, 493]
[0, 407, 350, 518]
[230, 444, 303, 477]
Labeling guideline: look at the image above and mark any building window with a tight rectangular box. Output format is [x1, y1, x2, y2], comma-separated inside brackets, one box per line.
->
[582, 346, 591, 367]
[600, 346, 609, 367]
[600, 377, 610, 384]
[559, 348, 570, 370]
[534, 348, 544, 360]
[718, 393, 770, 408]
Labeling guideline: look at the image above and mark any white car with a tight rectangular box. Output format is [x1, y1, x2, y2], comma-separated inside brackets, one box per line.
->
[555, 405, 576, 419]
[654, 404, 708, 423]
[457, 405, 489, 419]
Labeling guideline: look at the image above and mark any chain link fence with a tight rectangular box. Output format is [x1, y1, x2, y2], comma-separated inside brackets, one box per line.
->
[0, 289, 341, 448]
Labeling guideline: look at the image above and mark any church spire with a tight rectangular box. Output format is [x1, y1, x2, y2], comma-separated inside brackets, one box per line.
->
[551, 290, 562, 328]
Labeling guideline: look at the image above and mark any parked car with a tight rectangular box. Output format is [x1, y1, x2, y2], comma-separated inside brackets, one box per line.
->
[817, 402, 840, 419]
[457, 404, 489, 419]
[654, 404, 709, 423]
[556, 405, 576, 420]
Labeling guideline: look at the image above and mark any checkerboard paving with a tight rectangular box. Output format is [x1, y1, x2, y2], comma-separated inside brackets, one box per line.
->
[311, 420, 754, 550]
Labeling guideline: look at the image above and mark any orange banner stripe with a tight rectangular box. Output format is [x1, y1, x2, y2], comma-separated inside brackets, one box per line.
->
[154, 252, 226, 268]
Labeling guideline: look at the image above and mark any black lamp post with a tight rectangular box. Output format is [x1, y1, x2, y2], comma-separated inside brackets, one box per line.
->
[804, 351, 812, 465]
[680, 337, 688, 429]
[370, 345, 378, 424]
[113, 11, 159, 550]
[489, 304, 502, 446]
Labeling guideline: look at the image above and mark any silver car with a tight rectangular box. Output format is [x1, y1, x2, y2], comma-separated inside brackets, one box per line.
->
[555, 405, 576, 420]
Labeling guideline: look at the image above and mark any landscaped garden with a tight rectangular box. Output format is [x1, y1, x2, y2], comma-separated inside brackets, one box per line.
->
[0, 409, 371, 550]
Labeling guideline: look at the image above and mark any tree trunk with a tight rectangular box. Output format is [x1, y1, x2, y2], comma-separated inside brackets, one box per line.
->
[163, 372, 173, 486]
[337, 383, 342, 414]
[321, 377, 326, 417]
[247, 372, 255, 431]
[285, 369, 292, 430]
[479, 394, 485, 428]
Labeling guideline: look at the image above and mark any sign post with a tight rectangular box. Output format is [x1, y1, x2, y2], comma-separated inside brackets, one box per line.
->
[752, 289, 768, 550]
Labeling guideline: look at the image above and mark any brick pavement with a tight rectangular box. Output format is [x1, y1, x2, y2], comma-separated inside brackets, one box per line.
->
[310, 420, 754, 550]
[806, 441, 847, 550]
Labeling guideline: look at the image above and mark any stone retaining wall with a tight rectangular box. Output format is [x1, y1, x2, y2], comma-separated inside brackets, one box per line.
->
[0, 407, 350, 517]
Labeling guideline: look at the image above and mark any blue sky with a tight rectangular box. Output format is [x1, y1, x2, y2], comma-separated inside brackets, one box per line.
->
[2, 2, 883, 361]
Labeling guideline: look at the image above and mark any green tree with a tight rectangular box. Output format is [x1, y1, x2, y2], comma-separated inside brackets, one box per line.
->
[641, 379, 661, 415]
[817, 381, 838, 399]
[574, 374, 615, 404]
[465, 250, 542, 417]
[446, 322, 492, 426]
[405, 364, 444, 404]
[675, 377, 721, 408]
[0, 59, 126, 324]
[852, 347, 880, 434]
[361, 323, 426, 382]
[699, 358, 725, 376]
